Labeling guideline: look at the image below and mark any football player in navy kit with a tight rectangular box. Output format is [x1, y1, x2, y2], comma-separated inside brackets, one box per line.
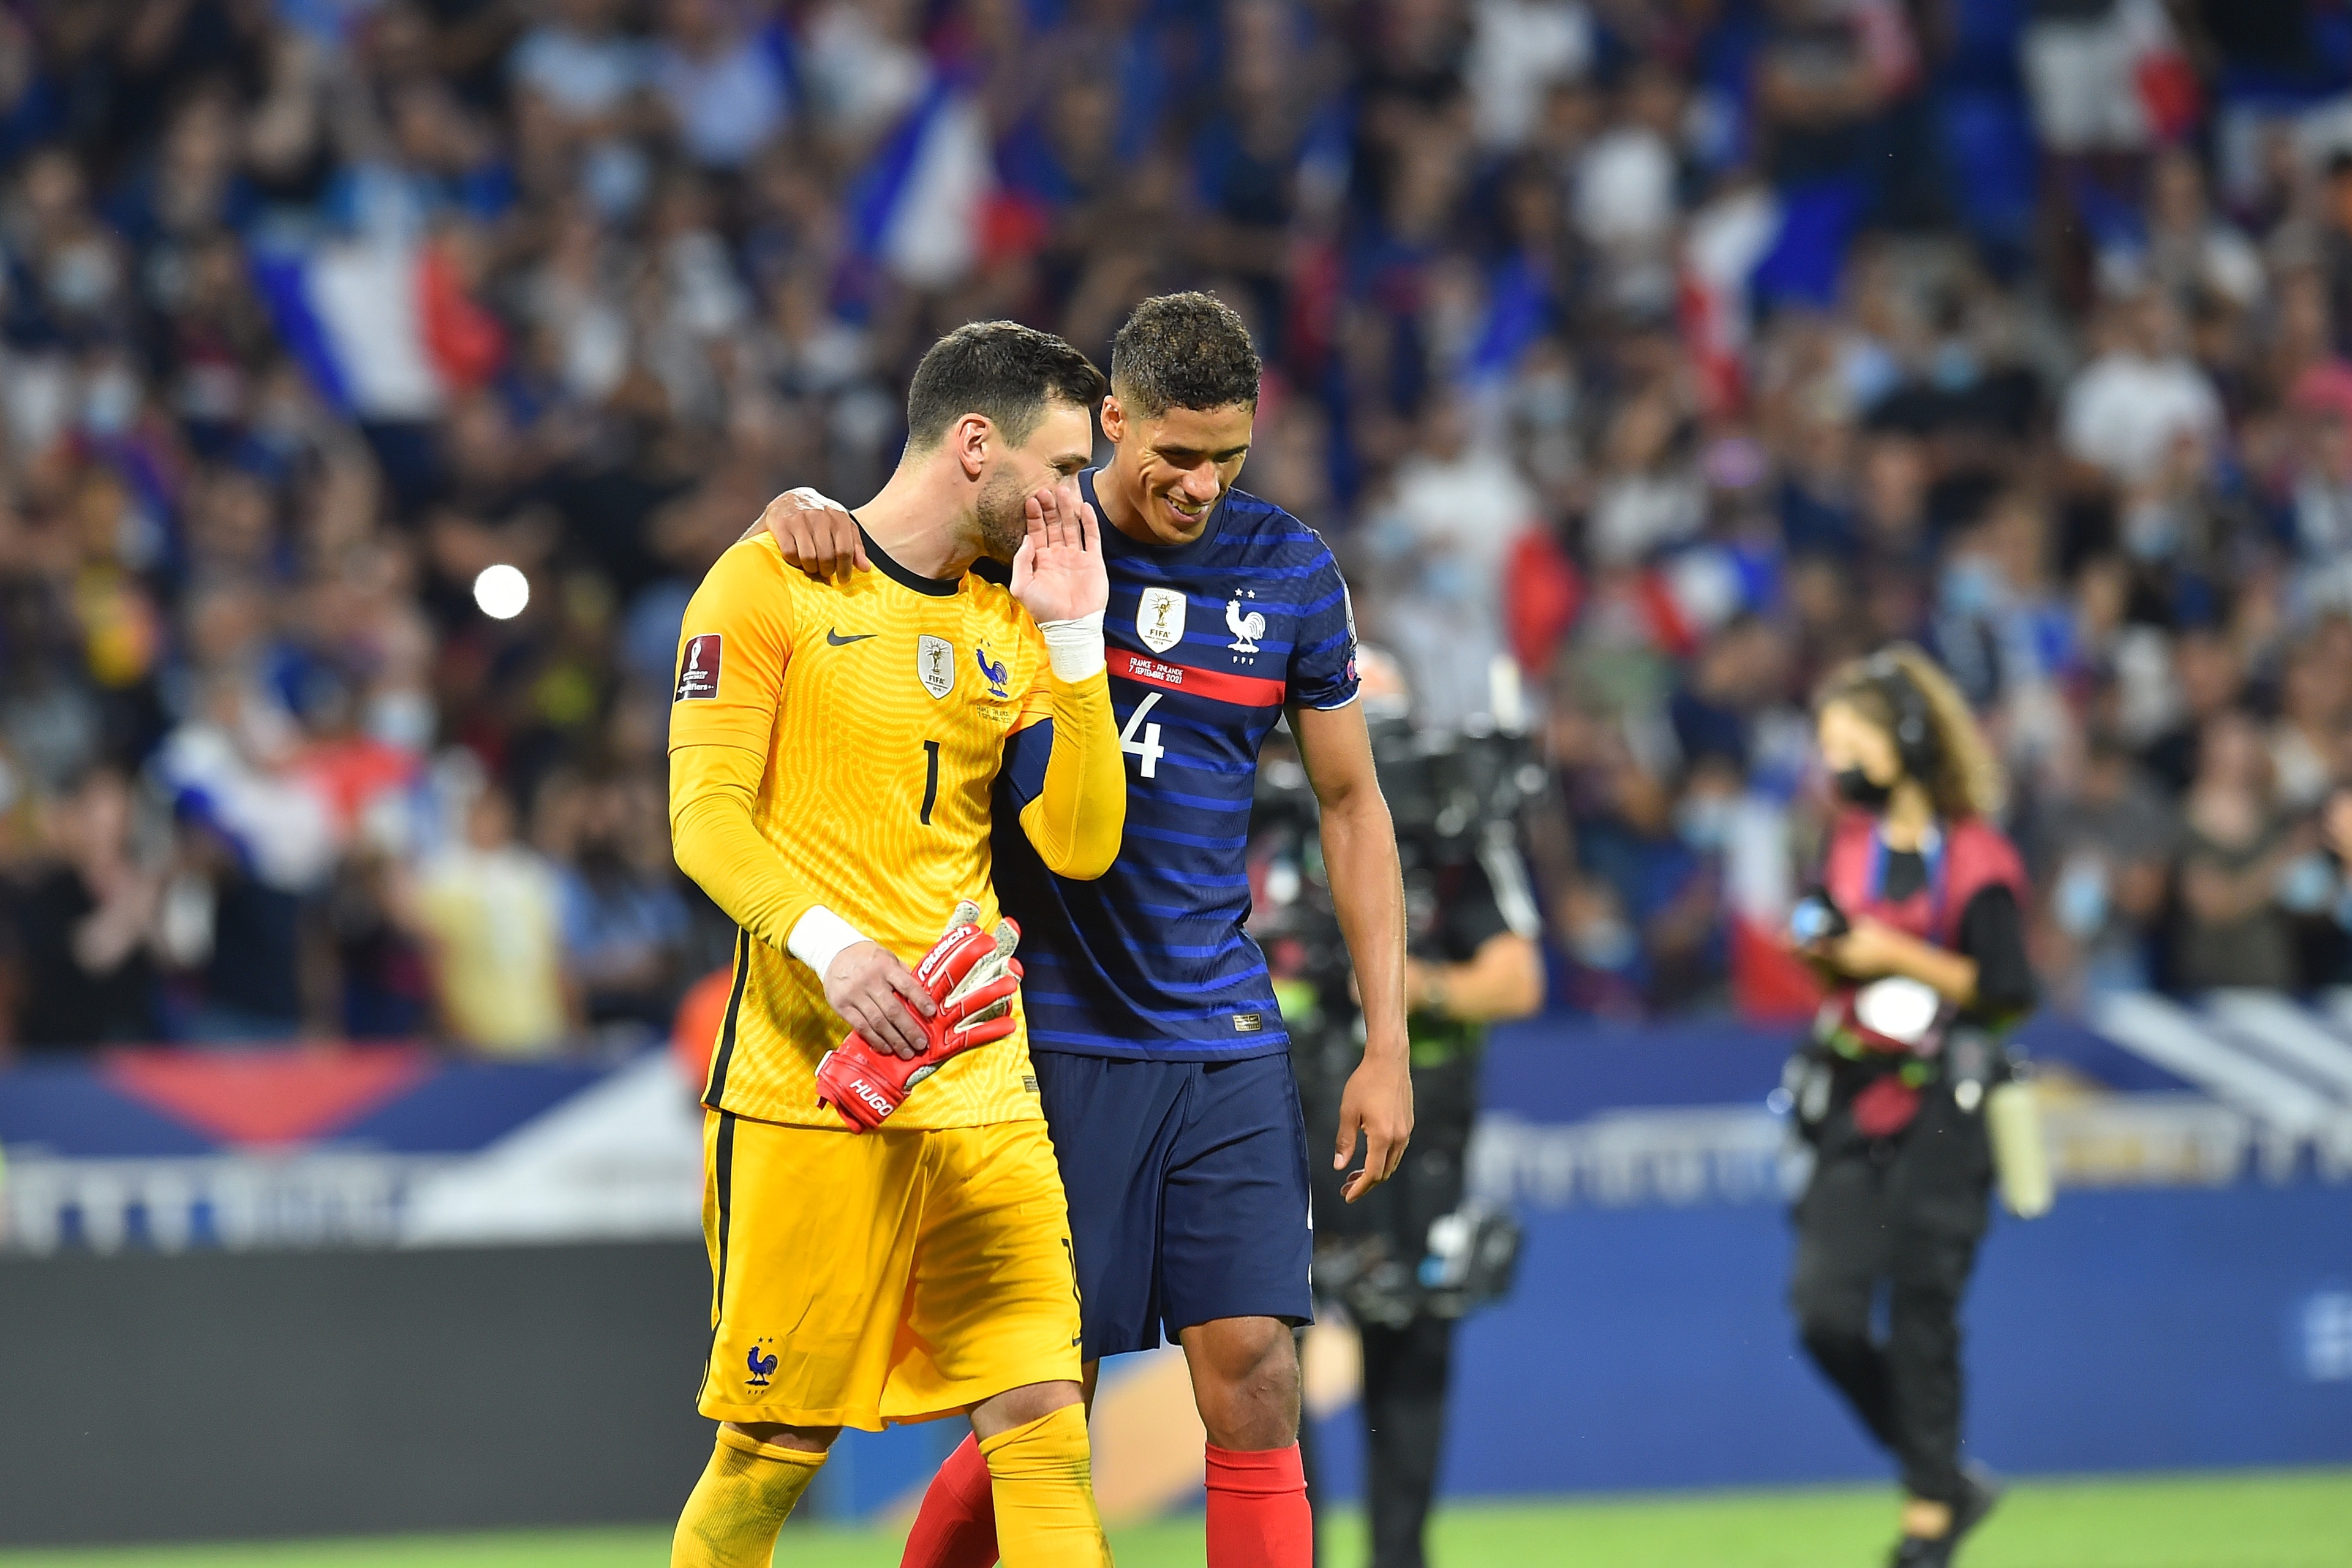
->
[761, 293, 1411, 1568]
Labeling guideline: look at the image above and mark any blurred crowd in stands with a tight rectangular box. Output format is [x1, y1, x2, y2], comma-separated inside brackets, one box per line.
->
[17, 0, 2352, 1054]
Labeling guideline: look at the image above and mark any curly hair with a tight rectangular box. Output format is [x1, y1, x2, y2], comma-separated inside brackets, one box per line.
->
[1108, 292, 1262, 416]
[905, 320, 1107, 451]
[1815, 643, 2007, 819]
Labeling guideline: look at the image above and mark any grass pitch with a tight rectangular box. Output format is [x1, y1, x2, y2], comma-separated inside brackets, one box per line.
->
[2, 1470, 2346, 1568]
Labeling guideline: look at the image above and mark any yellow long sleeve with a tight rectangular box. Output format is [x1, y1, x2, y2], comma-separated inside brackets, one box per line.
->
[1016, 668, 1125, 881]
[669, 742, 823, 952]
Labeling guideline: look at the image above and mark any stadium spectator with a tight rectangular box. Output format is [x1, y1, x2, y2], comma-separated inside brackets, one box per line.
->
[7, 766, 161, 1050]
[410, 782, 571, 1056]
[549, 766, 688, 1032]
[8, 0, 2352, 1048]
[2173, 710, 2312, 991]
[2030, 730, 2177, 1003]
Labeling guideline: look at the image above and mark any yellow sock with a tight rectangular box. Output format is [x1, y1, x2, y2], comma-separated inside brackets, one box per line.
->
[979, 1404, 1110, 1568]
[671, 1427, 824, 1567]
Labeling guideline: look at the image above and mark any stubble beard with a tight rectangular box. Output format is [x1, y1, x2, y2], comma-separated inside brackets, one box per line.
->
[974, 470, 1030, 564]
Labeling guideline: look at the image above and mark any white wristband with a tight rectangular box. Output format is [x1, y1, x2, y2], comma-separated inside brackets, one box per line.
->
[786, 905, 869, 979]
[1038, 611, 1106, 682]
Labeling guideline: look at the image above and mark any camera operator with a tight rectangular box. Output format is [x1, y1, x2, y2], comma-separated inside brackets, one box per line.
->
[1258, 649, 1544, 1568]
[1784, 646, 2036, 1568]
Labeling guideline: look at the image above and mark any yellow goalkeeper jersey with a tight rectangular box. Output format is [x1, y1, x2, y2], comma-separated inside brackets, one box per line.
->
[667, 532, 1122, 1130]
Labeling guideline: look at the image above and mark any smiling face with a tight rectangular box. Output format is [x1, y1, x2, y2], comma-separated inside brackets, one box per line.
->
[1099, 394, 1256, 545]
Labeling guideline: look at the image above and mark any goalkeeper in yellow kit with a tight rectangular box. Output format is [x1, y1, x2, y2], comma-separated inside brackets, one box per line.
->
[666, 322, 1126, 1567]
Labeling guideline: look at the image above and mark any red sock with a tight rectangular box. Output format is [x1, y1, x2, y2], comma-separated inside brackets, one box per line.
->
[900, 1433, 1000, 1568]
[1204, 1442, 1313, 1568]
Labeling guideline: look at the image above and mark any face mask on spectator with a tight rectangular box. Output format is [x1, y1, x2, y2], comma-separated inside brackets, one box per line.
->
[81, 364, 138, 435]
[366, 688, 437, 752]
[1422, 554, 1477, 605]
[2275, 851, 2337, 914]
[1520, 369, 1575, 431]
[1675, 793, 1734, 851]
[2123, 499, 2182, 561]
[2054, 854, 2109, 937]
[48, 241, 115, 311]
[1931, 341, 1978, 393]
[1567, 913, 1638, 971]
[1939, 557, 2003, 619]
[1833, 766, 1894, 809]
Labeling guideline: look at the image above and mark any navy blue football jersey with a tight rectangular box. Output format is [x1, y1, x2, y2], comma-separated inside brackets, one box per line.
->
[994, 469, 1360, 1060]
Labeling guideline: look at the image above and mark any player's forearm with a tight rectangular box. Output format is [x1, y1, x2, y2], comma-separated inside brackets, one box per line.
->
[1321, 793, 1410, 1057]
[668, 745, 824, 954]
[1419, 935, 1545, 1023]
[1020, 670, 1126, 880]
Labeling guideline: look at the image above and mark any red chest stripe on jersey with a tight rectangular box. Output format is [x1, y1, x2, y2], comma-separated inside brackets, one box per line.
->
[1110, 648, 1286, 707]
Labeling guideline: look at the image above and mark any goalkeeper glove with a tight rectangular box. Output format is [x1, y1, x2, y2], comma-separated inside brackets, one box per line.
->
[815, 903, 1023, 1131]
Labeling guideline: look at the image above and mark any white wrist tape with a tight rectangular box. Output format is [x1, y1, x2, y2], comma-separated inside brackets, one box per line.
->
[788, 485, 846, 510]
[1038, 611, 1106, 682]
[787, 905, 869, 978]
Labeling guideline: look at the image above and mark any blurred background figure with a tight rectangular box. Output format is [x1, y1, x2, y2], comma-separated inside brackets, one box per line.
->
[8, 767, 162, 1051]
[1257, 648, 1545, 1568]
[1787, 648, 2032, 1568]
[411, 781, 572, 1056]
[2, 0, 2352, 1051]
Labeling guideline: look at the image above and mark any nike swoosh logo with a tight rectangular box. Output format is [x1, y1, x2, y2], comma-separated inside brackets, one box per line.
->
[826, 628, 876, 646]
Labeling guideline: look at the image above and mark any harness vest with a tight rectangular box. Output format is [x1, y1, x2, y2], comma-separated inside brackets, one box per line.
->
[1813, 810, 2027, 1137]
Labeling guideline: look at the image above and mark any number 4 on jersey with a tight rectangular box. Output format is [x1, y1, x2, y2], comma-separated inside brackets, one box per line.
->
[1120, 692, 1165, 779]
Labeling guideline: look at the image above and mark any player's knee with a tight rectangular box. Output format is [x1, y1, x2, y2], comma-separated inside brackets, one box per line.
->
[1185, 1317, 1301, 1449]
[724, 1419, 838, 1455]
[1792, 1283, 1871, 1350]
[971, 1378, 1086, 1440]
[1789, 1267, 1871, 1341]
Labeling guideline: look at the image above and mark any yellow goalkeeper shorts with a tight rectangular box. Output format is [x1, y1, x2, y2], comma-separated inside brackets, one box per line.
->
[694, 1109, 1082, 1430]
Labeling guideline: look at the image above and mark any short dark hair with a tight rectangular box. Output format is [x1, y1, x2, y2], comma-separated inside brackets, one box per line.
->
[1109, 292, 1261, 417]
[905, 321, 1107, 451]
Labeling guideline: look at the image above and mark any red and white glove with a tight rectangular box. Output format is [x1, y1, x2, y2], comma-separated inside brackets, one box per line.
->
[815, 905, 1023, 1131]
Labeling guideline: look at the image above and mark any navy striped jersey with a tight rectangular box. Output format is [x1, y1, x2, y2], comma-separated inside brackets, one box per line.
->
[993, 469, 1360, 1060]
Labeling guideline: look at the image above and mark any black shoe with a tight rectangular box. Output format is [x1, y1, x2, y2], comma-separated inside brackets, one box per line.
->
[1886, 1534, 1952, 1568]
[1887, 1468, 2004, 1567]
[1951, 1463, 2004, 1548]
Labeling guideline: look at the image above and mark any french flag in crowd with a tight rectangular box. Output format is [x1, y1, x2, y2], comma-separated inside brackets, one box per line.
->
[1678, 178, 1872, 415]
[847, 79, 998, 290]
[251, 238, 505, 422]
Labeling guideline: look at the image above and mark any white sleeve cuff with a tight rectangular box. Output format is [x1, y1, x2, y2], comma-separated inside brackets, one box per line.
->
[786, 904, 869, 978]
[1038, 611, 1106, 682]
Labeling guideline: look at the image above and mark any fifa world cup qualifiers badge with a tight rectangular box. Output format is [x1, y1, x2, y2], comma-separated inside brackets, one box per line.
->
[676, 634, 722, 700]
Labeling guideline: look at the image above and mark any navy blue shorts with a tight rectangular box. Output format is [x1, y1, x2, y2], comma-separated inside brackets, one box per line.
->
[1031, 1049, 1315, 1360]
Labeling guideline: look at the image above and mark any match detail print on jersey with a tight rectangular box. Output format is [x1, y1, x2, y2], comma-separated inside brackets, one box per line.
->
[1109, 648, 1284, 709]
[676, 635, 722, 701]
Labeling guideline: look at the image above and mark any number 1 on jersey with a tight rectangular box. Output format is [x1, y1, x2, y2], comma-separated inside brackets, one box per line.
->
[1120, 692, 1166, 779]
[921, 739, 941, 823]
